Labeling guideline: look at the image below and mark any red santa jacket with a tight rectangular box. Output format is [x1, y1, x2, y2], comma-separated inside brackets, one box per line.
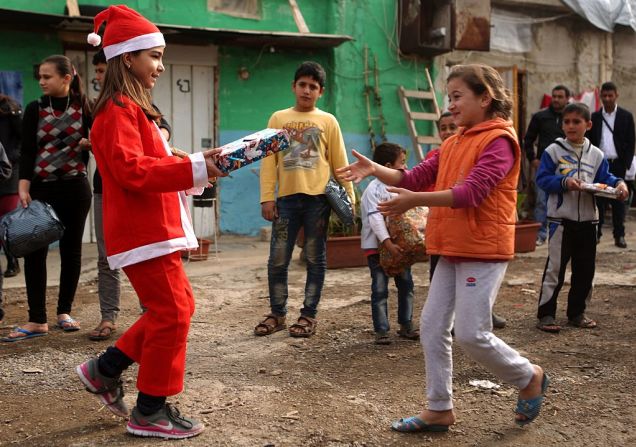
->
[91, 95, 208, 268]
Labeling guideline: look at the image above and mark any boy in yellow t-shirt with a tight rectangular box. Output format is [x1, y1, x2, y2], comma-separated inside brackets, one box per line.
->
[255, 61, 354, 338]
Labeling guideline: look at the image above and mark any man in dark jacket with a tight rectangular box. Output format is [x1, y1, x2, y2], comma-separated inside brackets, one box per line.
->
[586, 82, 635, 248]
[524, 85, 570, 245]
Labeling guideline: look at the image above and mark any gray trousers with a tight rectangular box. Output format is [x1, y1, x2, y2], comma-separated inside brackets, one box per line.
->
[420, 257, 534, 411]
[94, 193, 121, 322]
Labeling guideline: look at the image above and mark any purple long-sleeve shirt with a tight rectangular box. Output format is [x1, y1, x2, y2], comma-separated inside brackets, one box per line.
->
[398, 137, 515, 208]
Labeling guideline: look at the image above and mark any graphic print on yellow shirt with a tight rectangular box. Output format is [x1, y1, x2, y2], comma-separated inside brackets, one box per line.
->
[283, 122, 323, 170]
[260, 107, 354, 204]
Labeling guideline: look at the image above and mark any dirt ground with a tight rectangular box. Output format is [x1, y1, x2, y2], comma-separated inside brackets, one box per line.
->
[0, 225, 635, 446]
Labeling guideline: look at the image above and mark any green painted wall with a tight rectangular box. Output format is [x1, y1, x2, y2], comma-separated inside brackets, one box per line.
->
[0, 30, 62, 103]
[1, 0, 435, 141]
[1, 0, 331, 33]
[214, 0, 436, 148]
[217, 47, 332, 130]
[330, 0, 436, 143]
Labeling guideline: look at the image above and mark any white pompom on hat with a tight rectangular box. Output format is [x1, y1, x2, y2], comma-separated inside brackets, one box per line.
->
[87, 4, 165, 61]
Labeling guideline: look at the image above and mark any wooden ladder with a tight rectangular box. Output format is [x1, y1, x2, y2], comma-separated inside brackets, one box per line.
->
[398, 68, 441, 161]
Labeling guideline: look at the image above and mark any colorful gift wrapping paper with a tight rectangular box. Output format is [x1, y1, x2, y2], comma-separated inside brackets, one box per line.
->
[214, 128, 290, 174]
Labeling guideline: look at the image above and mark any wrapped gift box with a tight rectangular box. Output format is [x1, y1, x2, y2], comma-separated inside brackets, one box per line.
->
[214, 128, 290, 174]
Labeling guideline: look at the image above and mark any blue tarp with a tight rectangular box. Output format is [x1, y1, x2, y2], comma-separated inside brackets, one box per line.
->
[0, 71, 23, 106]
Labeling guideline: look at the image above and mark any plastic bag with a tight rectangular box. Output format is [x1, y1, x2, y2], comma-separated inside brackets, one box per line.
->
[325, 177, 354, 225]
[0, 200, 64, 257]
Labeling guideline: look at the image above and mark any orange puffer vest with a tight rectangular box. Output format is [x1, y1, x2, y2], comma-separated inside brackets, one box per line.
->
[426, 118, 520, 260]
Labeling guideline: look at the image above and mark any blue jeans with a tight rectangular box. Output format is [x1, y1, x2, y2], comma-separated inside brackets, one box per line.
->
[367, 254, 415, 334]
[268, 194, 331, 318]
[534, 182, 548, 241]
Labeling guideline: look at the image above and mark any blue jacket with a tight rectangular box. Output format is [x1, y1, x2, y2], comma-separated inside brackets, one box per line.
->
[536, 137, 623, 222]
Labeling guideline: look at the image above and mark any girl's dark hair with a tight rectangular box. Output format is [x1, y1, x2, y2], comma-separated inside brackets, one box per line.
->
[562, 102, 591, 121]
[373, 142, 405, 166]
[436, 111, 453, 129]
[40, 54, 89, 112]
[0, 94, 21, 116]
[294, 61, 326, 87]
[92, 49, 107, 66]
[447, 64, 513, 121]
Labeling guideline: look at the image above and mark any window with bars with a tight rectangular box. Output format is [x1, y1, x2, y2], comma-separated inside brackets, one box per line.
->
[207, 0, 261, 19]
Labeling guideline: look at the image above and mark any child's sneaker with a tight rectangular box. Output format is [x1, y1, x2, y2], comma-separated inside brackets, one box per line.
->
[126, 404, 205, 439]
[76, 358, 129, 418]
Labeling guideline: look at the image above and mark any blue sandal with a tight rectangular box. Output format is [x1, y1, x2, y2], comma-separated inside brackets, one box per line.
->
[1, 327, 48, 342]
[391, 416, 449, 433]
[57, 317, 81, 332]
[515, 372, 550, 426]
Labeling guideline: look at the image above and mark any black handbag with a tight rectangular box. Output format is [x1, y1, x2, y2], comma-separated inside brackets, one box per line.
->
[0, 200, 65, 257]
[325, 177, 354, 225]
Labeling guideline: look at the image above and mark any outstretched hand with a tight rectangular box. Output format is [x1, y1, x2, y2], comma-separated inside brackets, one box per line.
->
[335, 149, 375, 184]
[377, 187, 418, 216]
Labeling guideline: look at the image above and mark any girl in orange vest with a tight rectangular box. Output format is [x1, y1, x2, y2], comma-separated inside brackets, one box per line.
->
[338, 64, 548, 431]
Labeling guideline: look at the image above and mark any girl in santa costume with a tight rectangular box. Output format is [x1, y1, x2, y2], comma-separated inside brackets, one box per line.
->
[75, 5, 225, 440]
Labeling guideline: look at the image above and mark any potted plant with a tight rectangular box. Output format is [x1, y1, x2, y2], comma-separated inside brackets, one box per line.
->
[514, 191, 541, 253]
[325, 188, 366, 269]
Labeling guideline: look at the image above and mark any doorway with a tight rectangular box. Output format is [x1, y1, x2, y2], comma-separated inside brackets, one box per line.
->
[66, 45, 218, 242]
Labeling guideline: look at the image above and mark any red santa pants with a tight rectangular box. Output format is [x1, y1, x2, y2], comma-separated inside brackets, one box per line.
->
[115, 251, 195, 396]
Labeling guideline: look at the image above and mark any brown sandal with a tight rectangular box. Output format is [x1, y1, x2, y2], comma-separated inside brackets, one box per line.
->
[536, 316, 561, 333]
[254, 314, 286, 336]
[397, 326, 420, 340]
[567, 314, 597, 329]
[289, 316, 317, 338]
[88, 320, 116, 341]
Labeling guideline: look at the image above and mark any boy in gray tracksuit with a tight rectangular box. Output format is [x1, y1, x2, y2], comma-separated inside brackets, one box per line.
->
[535, 103, 628, 332]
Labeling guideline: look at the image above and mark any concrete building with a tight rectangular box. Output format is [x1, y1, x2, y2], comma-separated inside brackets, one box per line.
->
[432, 0, 636, 139]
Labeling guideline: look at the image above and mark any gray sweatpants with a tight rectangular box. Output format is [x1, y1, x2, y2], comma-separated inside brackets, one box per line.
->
[94, 193, 121, 322]
[421, 257, 534, 411]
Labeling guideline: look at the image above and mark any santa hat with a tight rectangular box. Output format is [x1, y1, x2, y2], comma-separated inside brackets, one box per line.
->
[87, 4, 165, 61]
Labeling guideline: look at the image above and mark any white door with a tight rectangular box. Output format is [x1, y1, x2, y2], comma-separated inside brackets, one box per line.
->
[153, 45, 218, 239]
[66, 45, 218, 242]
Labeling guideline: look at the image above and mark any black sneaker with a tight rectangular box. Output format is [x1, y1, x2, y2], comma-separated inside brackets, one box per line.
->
[4, 261, 20, 278]
[615, 236, 627, 248]
[492, 313, 507, 329]
[127, 404, 205, 439]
